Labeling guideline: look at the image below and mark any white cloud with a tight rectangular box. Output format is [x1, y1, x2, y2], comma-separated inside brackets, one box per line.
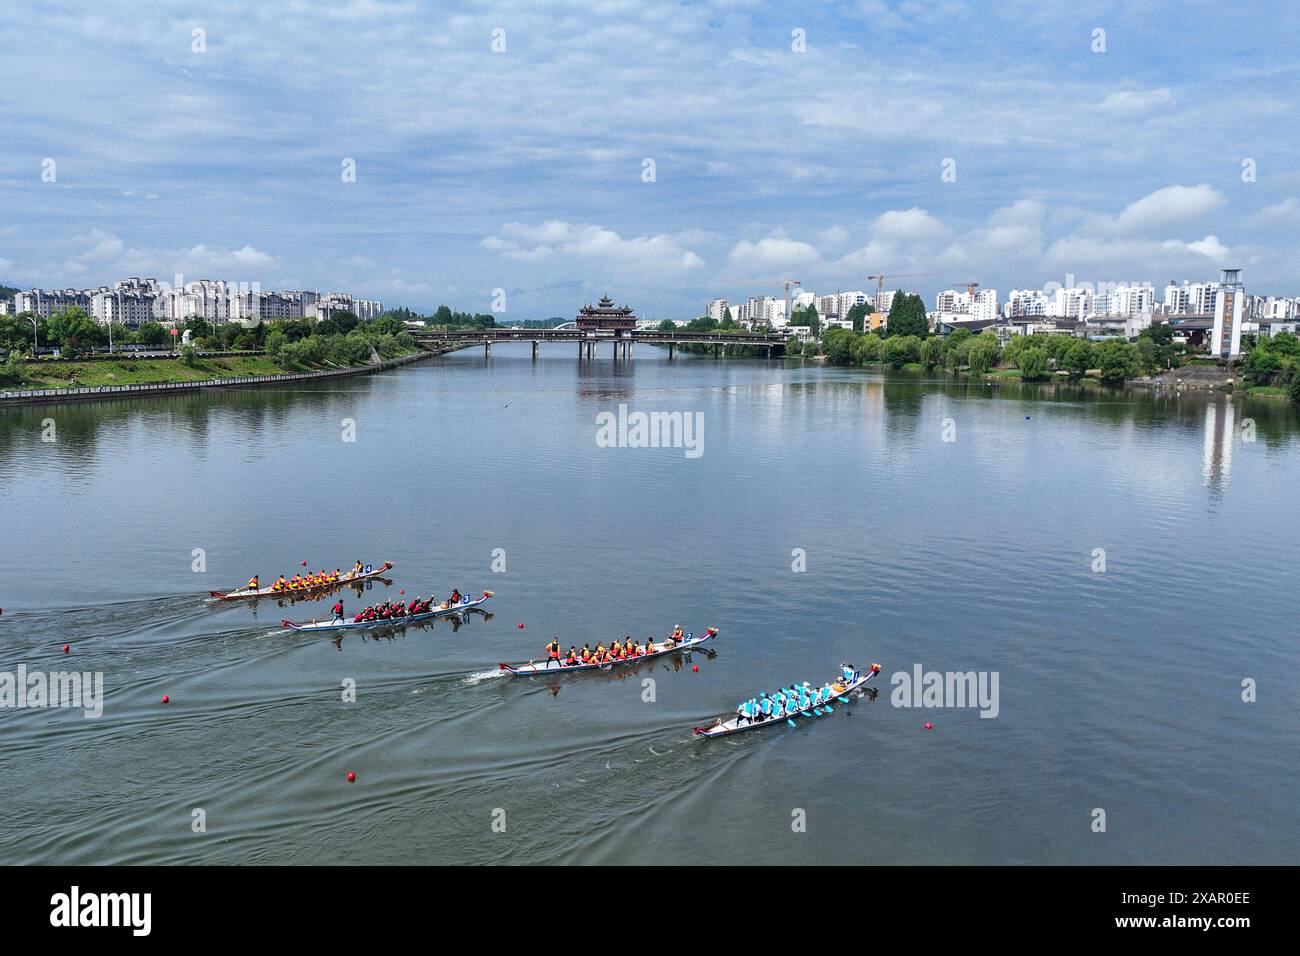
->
[725, 237, 822, 277]
[1107, 185, 1226, 236]
[482, 221, 705, 280]
[1098, 88, 1174, 114]
[870, 208, 951, 244]
[1249, 197, 1300, 226]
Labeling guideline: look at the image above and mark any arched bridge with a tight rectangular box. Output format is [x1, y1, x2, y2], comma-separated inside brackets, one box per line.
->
[410, 326, 788, 360]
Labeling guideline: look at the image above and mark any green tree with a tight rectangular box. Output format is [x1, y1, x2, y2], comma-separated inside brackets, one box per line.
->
[137, 322, 167, 346]
[846, 300, 874, 334]
[854, 333, 883, 364]
[1062, 339, 1093, 378]
[1094, 339, 1143, 383]
[920, 336, 945, 367]
[0, 350, 28, 385]
[887, 293, 929, 338]
[1017, 345, 1050, 381]
[0, 315, 38, 354]
[822, 328, 858, 365]
[793, 303, 821, 337]
[966, 332, 1001, 373]
[1136, 336, 1156, 371]
[658, 319, 675, 332]
[46, 307, 100, 356]
[881, 336, 912, 368]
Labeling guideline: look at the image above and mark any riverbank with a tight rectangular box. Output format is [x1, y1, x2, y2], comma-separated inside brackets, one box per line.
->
[839, 357, 1298, 400]
[0, 346, 453, 406]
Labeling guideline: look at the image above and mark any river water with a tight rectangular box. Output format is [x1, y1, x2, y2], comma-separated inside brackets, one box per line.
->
[1, 343, 1297, 864]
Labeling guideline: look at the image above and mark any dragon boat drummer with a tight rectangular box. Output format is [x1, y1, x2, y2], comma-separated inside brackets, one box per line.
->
[543, 639, 562, 668]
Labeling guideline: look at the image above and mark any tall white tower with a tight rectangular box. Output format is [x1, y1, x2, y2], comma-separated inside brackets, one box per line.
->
[1210, 268, 1244, 359]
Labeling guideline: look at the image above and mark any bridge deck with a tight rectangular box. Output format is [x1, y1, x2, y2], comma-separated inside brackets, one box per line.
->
[410, 327, 786, 345]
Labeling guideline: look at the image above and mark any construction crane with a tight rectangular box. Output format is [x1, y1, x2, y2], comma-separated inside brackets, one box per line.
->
[958, 281, 980, 300]
[782, 279, 801, 324]
[866, 272, 939, 307]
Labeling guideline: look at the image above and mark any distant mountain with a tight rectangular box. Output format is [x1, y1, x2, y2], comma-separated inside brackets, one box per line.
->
[0, 284, 18, 301]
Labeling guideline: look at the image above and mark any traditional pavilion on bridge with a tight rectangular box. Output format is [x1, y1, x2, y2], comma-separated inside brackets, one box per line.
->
[576, 296, 637, 333]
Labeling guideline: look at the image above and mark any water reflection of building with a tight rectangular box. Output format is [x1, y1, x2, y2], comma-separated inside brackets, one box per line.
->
[1202, 401, 1234, 491]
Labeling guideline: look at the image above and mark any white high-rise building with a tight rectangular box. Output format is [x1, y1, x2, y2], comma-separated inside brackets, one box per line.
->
[762, 297, 787, 328]
[1049, 287, 1089, 319]
[13, 288, 93, 318]
[706, 298, 728, 322]
[972, 288, 998, 321]
[1191, 282, 1219, 314]
[1006, 289, 1047, 317]
[1112, 284, 1154, 315]
[935, 289, 971, 314]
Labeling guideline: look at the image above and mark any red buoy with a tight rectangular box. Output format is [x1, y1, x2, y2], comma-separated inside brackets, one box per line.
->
[924, 722, 933, 730]
[399, 589, 405, 595]
[517, 622, 524, 629]
[302, 560, 307, 566]
[162, 695, 170, 704]
[692, 665, 699, 672]
[347, 771, 356, 783]
[63, 644, 70, 654]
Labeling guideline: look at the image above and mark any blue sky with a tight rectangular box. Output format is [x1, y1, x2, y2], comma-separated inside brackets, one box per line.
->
[2, 0, 1299, 319]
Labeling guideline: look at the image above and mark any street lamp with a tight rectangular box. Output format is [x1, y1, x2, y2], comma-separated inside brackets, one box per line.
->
[28, 316, 38, 356]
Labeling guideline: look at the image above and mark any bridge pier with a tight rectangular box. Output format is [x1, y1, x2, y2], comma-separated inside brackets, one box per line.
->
[668, 342, 675, 360]
[484, 340, 491, 358]
[713, 344, 722, 358]
[532, 339, 539, 361]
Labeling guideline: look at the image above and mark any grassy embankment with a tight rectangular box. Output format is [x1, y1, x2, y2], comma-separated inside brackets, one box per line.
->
[1, 350, 421, 392]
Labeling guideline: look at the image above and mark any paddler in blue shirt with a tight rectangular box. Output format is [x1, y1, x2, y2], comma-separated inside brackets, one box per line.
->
[759, 693, 772, 719]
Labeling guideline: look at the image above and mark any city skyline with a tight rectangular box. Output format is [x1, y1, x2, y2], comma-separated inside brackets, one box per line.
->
[3, 1, 1299, 319]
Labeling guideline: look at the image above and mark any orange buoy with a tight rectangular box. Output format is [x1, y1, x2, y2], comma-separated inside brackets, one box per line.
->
[347, 771, 356, 783]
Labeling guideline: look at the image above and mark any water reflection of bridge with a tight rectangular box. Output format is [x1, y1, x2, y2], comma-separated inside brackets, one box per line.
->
[410, 327, 787, 360]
